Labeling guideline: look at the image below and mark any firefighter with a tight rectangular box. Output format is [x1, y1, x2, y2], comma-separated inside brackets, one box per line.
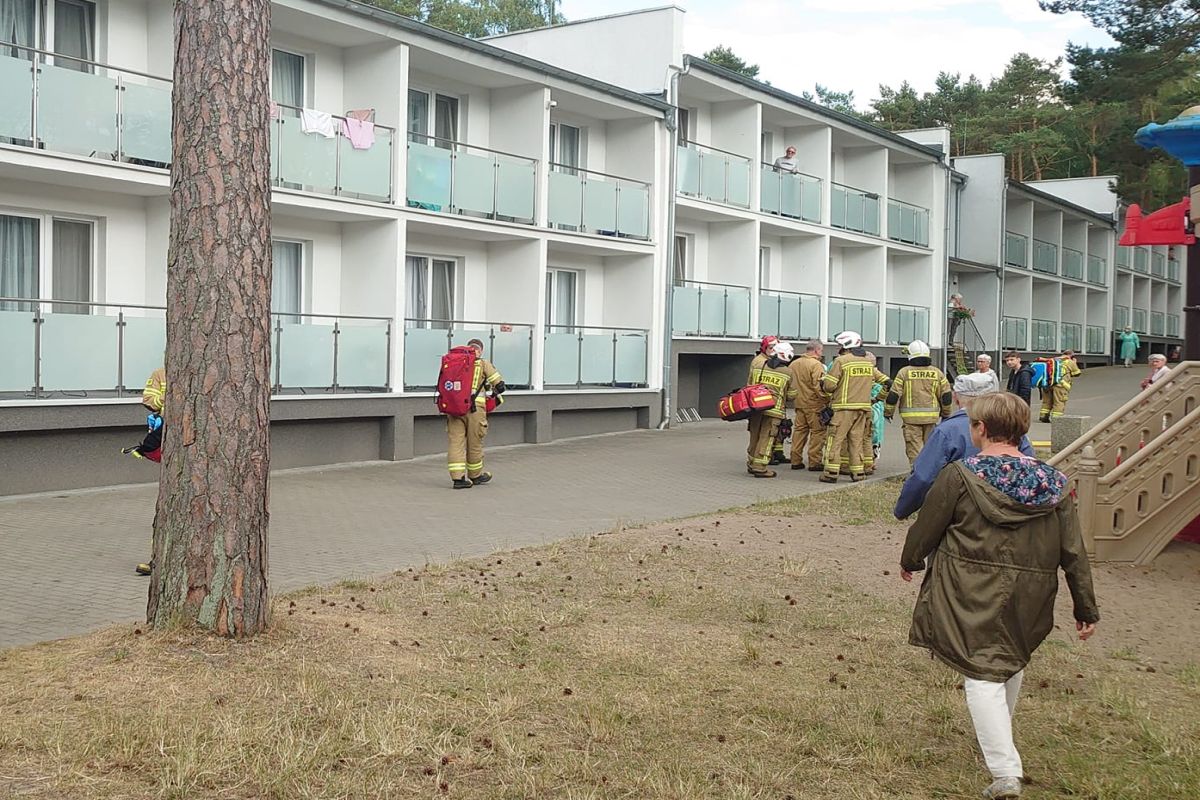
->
[788, 338, 828, 472]
[447, 338, 506, 489]
[834, 348, 890, 475]
[125, 366, 166, 576]
[746, 340, 797, 478]
[1038, 349, 1082, 423]
[820, 331, 886, 483]
[884, 339, 952, 466]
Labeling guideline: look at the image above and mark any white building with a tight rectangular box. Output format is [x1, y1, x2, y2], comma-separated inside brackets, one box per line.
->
[0, 0, 673, 494]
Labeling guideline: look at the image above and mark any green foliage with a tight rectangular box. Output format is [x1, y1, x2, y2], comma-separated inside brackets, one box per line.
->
[702, 45, 760, 79]
[801, 84, 867, 119]
[358, 0, 563, 37]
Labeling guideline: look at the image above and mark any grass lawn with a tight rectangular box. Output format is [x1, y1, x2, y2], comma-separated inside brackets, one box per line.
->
[1, 481, 1197, 799]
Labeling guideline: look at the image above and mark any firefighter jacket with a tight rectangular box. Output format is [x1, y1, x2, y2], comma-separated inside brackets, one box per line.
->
[471, 358, 503, 412]
[884, 358, 951, 424]
[822, 352, 888, 411]
[142, 368, 166, 414]
[1059, 357, 1081, 389]
[788, 352, 827, 411]
[748, 357, 796, 419]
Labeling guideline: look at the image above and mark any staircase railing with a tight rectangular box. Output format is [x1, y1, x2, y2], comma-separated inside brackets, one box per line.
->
[946, 313, 988, 379]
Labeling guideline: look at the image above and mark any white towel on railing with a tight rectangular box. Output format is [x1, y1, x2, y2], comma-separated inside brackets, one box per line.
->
[300, 108, 337, 138]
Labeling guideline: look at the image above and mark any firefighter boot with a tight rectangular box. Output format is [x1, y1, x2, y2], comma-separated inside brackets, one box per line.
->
[135, 562, 152, 576]
[453, 477, 474, 490]
[471, 472, 493, 485]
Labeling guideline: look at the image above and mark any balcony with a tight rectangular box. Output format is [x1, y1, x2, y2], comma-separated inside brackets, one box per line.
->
[406, 134, 536, 225]
[1086, 325, 1105, 355]
[1086, 255, 1106, 286]
[671, 280, 751, 337]
[759, 164, 821, 223]
[758, 289, 820, 340]
[1002, 317, 1028, 350]
[886, 199, 930, 247]
[1031, 319, 1058, 351]
[884, 303, 930, 346]
[1, 298, 392, 399]
[1032, 239, 1058, 275]
[1168, 259, 1180, 283]
[1116, 247, 1131, 270]
[830, 183, 881, 236]
[1004, 232, 1028, 268]
[1151, 311, 1165, 336]
[402, 318, 533, 391]
[543, 325, 649, 389]
[676, 141, 751, 209]
[272, 104, 395, 202]
[1151, 252, 1166, 278]
[1062, 248, 1084, 281]
[547, 164, 650, 240]
[1114, 305, 1130, 331]
[1132, 308, 1148, 334]
[827, 297, 880, 344]
[1060, 322, 1082, 353]
[1168, 314, 1180, 337]
[1134, 248, 1150, 274]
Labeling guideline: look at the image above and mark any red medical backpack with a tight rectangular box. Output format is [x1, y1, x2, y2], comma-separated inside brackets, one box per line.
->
[436, 346, 478, 417]
[717, 384, 775, 421]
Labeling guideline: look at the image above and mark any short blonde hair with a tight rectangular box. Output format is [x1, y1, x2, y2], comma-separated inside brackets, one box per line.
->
[1150, 353, 1167, 363]
[967, 392, 1029, 446]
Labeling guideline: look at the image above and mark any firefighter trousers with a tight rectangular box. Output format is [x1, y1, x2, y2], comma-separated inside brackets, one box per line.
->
[790, 408, 827, 468]
[446, 411, 489, 480]
[824, 409, 869, 478]
[1039, 385, 1071, 419]
[747, 414, 781, 473]
[901, 422, 935, 465]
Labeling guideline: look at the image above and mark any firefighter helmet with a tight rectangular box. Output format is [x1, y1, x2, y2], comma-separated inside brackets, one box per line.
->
[760, 335, 779, 354]
[834, 330, 862, 349]
[906, 339, 931, 359]
[771, 340, 795, 362]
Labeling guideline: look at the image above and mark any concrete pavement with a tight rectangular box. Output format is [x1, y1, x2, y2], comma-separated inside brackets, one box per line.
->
[0, 365, 1143, 649]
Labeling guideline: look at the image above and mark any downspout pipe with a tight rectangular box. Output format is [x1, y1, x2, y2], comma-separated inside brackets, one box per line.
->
[941, 159, 952, 371]
[658, 64, 685, 429]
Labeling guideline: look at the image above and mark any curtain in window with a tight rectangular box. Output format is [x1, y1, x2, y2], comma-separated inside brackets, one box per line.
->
[550, 270, 576, 331]
[0, 214, 39, 311]
[407, 90, 429, 142]
[271, 49, 304, 110]
[434, 95, 457, 149]
[431, 259, 454, 327]
[673, 236, 687, 286]
[557, 124, 580, 169]
[271, 240, 301, 315]
[0, 0, 35, 58]
[405, 255, 428, 324]
[54, 0, 94, 71]
[51, 219, 90, 313]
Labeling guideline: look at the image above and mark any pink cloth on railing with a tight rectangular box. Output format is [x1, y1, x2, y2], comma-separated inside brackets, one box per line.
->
[342, 117, 376, 150]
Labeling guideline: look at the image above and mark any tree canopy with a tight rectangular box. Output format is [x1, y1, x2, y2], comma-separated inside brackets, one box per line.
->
[360, 0, 563, 37]
[702, 45, 760, 79]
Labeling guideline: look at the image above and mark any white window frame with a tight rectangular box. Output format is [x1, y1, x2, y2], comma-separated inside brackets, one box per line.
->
[545, 267, 580, 331]
[0, 207, 96, 310]
[270, 46, 307, 110]
[46, 0, 96, 69]
[407, 87, 461, 147]
[270, 237, 306, 317]
[673, 234, 692, 286]
[405, 253, 457, 329]
[549, 121, 584, 170]
[758, 245, 770, 290]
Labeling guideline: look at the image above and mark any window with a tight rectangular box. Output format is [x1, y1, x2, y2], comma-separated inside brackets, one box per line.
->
[0, 0, 94, 63]
[760, 132, 773, 163]
[676, 108, 690, 146]
[271, 240, 303, 316]
[0, 0, 37, 57]
[406, 255, 455, 329]
[50, 0, 93, 71]
[758, 246, 770, 289]
[0, 212, 92, 313]
[271, 48, 305, 111]
[673, 235, 689, 286]
[407, 89, 459, 148]
[545, 268, 578, 331]
[549, 122, 581, 170]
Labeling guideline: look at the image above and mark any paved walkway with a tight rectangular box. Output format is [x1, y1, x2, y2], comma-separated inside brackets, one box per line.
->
[0, 366, 1143, 648]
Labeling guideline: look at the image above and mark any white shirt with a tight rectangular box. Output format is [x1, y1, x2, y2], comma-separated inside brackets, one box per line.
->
[1148, 365, 1170, 385]
[976, 368, 1000, 393]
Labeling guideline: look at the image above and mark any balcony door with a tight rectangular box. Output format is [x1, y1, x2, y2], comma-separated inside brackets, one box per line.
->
[406, 255, 455, 329]
[408, 89, 458, 148]
[0, 212, 92, 313]
[270, 240, 303, 317]
[270, 48, 305, 112]
[1, 0, 93, 66]
[549, 122, 580, 171]
[545, 268, 578, 332]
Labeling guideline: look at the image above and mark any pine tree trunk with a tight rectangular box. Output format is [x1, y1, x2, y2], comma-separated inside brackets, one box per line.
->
[148, 0, 272, 637]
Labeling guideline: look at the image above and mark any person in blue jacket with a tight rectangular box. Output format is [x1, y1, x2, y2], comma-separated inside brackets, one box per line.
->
[893, 372, 1035, 520]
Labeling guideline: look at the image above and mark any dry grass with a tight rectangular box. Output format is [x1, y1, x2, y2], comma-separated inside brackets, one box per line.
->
[1, 484, 1197, 799]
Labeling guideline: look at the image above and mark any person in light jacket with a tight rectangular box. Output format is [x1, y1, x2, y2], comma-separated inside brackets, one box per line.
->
[899, 392, 1099, 800]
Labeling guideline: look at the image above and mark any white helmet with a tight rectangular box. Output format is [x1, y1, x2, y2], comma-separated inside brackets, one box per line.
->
[771, 340, 795, 362]
[906, 339, 931, 359]
[834, 330, 862, 349]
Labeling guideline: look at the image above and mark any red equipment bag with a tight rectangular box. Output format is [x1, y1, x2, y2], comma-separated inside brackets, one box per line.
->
[717, 384, 775, 421]
[436, 346, 478, 417]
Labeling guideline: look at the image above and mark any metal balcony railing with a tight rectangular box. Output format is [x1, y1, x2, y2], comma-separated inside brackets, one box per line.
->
[884, 302, 930, 345]
[544, 324, 650, 388]
[1134, 248, 1150, 274]
[676, 141, 752, 209]
[1062, 247, 1084, 280]
[1115, 247, 1131, 269]
[1151, 252, 1166, 278]
[1151, 311, 1165, 336]
[402, 318, 534, 391]
[886, 198, 930, 247]
[272, 102, 395, 202]
[828, 297, 880, 343]
[1001, 316, 1028, 350]
[1132, 308, 1148, 334]
[1114, 305, 1130, 331]
[759, 163, 821, 223]
[1032, 239, 1058, 275]
[1086, 325, 1105, 355]
[1086, 254, 1106, 285]
[1060, 322, 1083, 353]
[1004, 232, 1028, 268]
[671, 280, 752, 337]
[1168, 314, 1180, 337]
[1031, 318, 1058, 351]
[830, 183, 881, 236]
[548, 163, 651, 240]
[758, 288, 821, 340]
[406, 132, 536, 224]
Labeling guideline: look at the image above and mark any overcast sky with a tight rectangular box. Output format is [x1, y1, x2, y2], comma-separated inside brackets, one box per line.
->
[557, 0, 1114, 109]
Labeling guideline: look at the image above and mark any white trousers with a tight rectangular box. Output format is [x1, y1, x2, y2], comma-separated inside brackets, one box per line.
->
[964, 671, 1024, 779]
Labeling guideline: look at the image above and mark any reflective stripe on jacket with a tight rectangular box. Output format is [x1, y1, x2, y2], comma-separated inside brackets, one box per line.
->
[885, 364, 951, 423]
[822, 353, 887, 411]
[472, 358, 502, 410]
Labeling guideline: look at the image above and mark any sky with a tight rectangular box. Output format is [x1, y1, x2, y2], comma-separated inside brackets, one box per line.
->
[556, 0, 1114, 109]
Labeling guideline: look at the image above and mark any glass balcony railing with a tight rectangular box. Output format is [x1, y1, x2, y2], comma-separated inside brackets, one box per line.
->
[543, 325, 649, 388]
[1151, 311, 1165, 336]
[671, 280, 752, 337]
[759, 163, 821, 223]
[272, 104, 395, 202]
[547, 164, 650, 240]
[1168, 314, 1180, 337]
[0, 297, 392, 398]
[886, 199, 930, 247]
[1114, 305, 1130, 331]
[1001, 317, 1028, 350]
[1168, 259, 1181, 283]
[1152, 252, 1166, 278]
[406, 133, 536, 224]
[1086, 325, 1105, 354]
[1116, 247, 1131, 270]
[1031, 319, 1058, 352]
[1132, 308, 1148, 334]
[1032, 239, 1058, 274]
[676, 141, 752, 208]
[0, 44, 172, 168]
[1060, 322, 1082, 353]
[828, 297, 880, 343]
[1134, 248, 1150, 274]
[758, 289, 821, 340]
[402, 318, 533, 391]
[1004, 232, 1028, 268]
[884, 303, 930, 345]
[830, 183, 881, 236]
[1062, 248, 1084, 280]
[1087, 254, 1106, 286]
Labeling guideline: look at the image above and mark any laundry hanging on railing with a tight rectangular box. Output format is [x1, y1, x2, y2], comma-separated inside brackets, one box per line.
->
[300, 108, 337, 138]
[342, 117, 376, 150]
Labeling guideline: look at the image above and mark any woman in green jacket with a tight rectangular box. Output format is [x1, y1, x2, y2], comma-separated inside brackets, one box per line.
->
[1117, 326, 1140, 367]
[899, 392, 1100, 800]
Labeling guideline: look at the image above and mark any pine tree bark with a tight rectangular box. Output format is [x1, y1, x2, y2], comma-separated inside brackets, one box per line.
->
[148, 0, 272, 636]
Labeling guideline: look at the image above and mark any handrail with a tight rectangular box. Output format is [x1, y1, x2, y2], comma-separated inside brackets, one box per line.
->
[0, 39, 171, 82]
[403, 317, 534, 328]
[832, 181, 880, 200]
[546, 323, 649, 333]
[1095, 403, 1200, 494]
[676, 279, 751, 290]
[759, 161, 821, 183]
[274, 101, 397, 134]
[0, 296, 164, 313]
[406, 131, 533, 163]
[887, 196, 930, 213]
[550, 162, 649, 188]
[888, 300, 927, 310]
[761, 287, 820, 299]
[829, 295, 879, 307]
[681, 139, 752, 162]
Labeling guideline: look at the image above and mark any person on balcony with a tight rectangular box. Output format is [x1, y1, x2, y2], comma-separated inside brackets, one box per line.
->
[772, 145, 799, 173]
[1116, 326, 1140, 367]
[975, 354, 1000, 393]
[1003, 352, 1033, 407]
[947, 292, 973, 345]
[899, 391, 1099, 800]
[1142, 353, 1170, 390]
